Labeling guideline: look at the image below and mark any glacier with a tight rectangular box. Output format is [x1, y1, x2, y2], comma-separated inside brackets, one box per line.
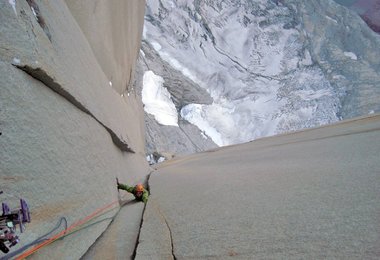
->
[142, 0, 380, 147]
[142, 70, 179, 126]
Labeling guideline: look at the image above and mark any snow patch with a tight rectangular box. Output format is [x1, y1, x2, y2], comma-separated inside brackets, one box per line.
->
[333, 75, 346, 80]
[12, 57, 20, 65]
[150, 41, 204, 88]
[325, 15, 338, 24]
[151, 41, 162, 52]
[31, 6, 37, 18]
[344, 52, 358, 60]
[143, 24, 147, 39]
[201, 132, 208, 140]
[181, 104, 225, 146]
[146, 154, 166, 165]
[142, 71, 179, 127]
[295, 89, 332, 101]
[300, 49, 313, 66]
[8, 0, 16, 15]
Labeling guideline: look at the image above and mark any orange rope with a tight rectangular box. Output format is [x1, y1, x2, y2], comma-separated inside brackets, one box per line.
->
[15, 200, 119, 259]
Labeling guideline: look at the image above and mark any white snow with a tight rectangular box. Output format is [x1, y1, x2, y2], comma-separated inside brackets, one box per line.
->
[325, 15, 338, 24]
[146, 154, 166, 165]
[150, 41, 204, 88]
[146, 154, 155, 164]
[109, 81, 113, 87]
[157, 157, 166, 163]
[143, 24, 147, 39]
[200, 132, 208, 139]
[180, 89, 285, 146]
[142, 71, 179, 127]
[300, 49, 313, 66]
[151, 41, 162, 52]
[146, 155, 153, 164]
[144, 0, 341, 146]
[181, 104, 225, 146]
[333, 75, 346, 80]
[295, 89, 332, 101]
[344, 52, 358, 60]
[31, 6, 37, 18]
[8, 0, 16, 15]
[12, 57, 20, 65]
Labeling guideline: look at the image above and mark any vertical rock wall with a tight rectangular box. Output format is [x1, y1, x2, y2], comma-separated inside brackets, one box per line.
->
[0, 0, 148, 258]
[65, 0, 146, 95]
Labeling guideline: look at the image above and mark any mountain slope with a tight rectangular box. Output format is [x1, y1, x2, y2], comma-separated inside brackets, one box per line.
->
[142, 0, 380, 147]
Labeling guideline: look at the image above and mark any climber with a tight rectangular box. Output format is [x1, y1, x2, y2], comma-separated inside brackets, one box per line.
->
[117, 180, 149, 204]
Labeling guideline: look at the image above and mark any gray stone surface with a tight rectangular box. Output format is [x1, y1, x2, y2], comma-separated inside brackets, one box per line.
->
[135, 198, 174, 260]
[0, 0, 148, 258]
[64, 0, 146, 96]
[82, 198, 145, 260]
[144, 114, 218, 158]
[138, 114, 380, 259]
[2, 0, 379, 259]
[1, 0, 144, 153]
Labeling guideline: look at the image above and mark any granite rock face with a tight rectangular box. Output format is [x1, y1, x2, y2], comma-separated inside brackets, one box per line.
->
[137, 114, 380, 259]
[64, 0, 145, 96]
[333, 0, 380, 34]
[0, 0, 148, 258]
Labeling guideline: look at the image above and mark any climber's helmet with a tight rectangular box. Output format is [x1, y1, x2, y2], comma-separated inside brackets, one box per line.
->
[135, 184, 144, 198]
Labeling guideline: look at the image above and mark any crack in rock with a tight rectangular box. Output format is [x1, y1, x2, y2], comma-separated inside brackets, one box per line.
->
[134, 172, 176, 259]
[26, 0, 52, 42]
[14, 64, 134, 153]
[146, 172, 176, 259]
[157, 207, 176, 260]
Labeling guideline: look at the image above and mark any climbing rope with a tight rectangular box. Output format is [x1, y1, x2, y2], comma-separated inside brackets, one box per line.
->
[14, 200, 120, 259]
[1, 217, 67, 260]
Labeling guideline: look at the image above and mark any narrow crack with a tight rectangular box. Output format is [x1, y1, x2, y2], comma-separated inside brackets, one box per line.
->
[132, 206, 145, 259]
[26, 0, 52, 42]
[132, 171, 177, 259]
[159, 209, 177, 260]
[152, 201, 177, 260]
[132, 171, 153, 259]
[14, 64, 134, 153]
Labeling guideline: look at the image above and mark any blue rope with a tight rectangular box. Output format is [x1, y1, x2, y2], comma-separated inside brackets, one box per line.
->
[0, 217, 67, 260]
